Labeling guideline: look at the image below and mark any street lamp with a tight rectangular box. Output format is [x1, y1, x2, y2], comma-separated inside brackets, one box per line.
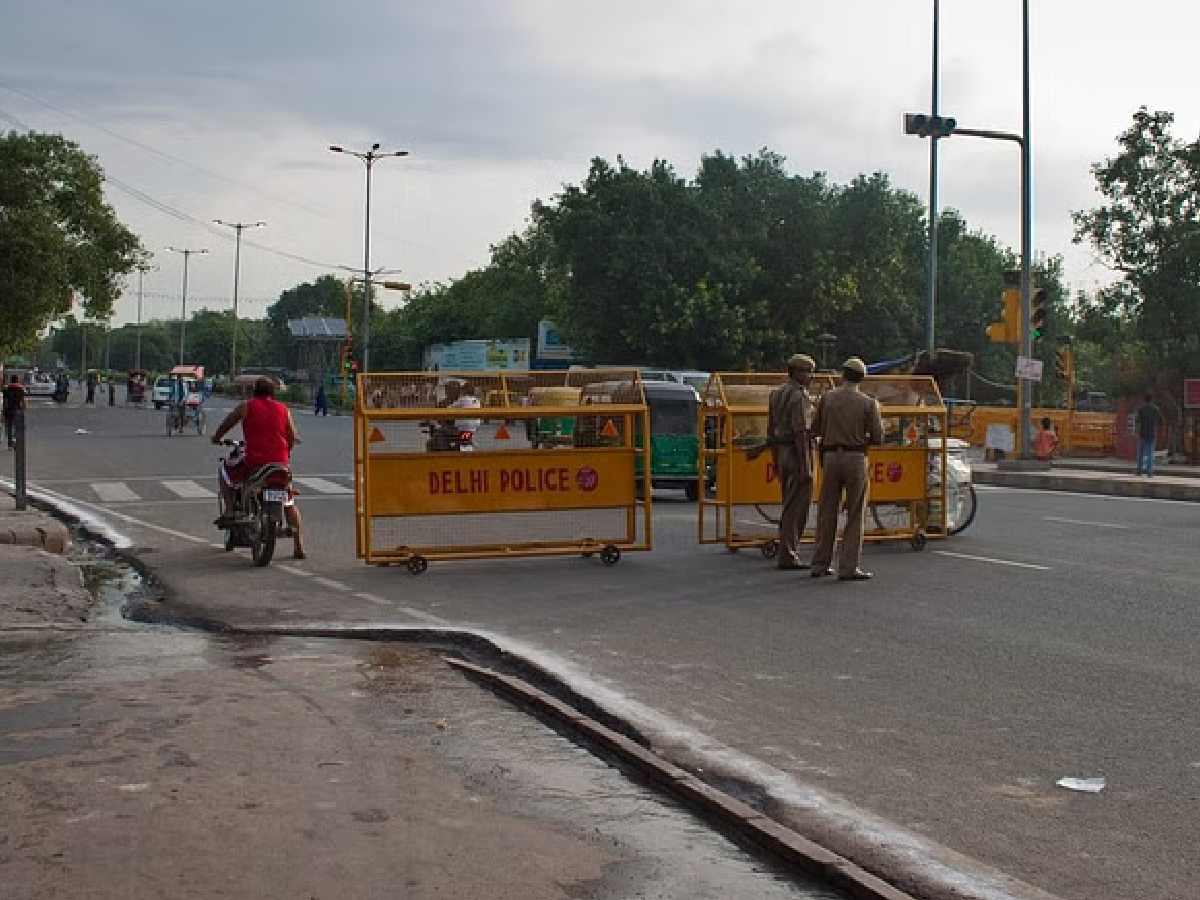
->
[166, 246, 209, 364]
[213, 219, 265, 378]
[328, 142, 409, 373]
[134, 261, 158, 371]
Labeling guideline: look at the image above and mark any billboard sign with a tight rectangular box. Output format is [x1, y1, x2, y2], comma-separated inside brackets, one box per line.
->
[537, 320, 577, 362]
[425, 339, 530, 371]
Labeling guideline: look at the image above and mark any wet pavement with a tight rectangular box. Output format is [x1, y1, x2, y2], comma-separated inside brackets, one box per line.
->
[1, 570, 844, 900]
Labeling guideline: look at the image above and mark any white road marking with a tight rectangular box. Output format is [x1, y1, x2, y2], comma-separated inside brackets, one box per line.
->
[351, 593, 450, 625]
[311, 576, 352, 592]
[26, 484, 206, 545]
[1043, 516, 1129, 529]
[294, 477, 353, 495]
[32, 472, 355, 486]
[276, 564, 312, 578]
[973, 485, 1197, 506]
[933, 550, 1050, 571]
[162, 480, 216, 499]
[91, 482, 140, 502]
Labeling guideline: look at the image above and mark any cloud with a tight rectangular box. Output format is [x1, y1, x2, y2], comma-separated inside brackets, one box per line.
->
[2, 0, 1196, 324]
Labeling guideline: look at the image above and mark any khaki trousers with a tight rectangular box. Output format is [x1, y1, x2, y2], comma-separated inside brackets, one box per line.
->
[775, 447, 812, 566]
[812, 450, 869, 576]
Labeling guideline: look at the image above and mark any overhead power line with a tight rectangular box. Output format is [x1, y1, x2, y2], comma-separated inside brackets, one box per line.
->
[1, 109, 352, 274]
[0, 80, 331, 219]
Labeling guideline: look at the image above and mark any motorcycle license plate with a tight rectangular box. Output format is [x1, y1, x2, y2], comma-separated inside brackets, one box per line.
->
[262, 489, 288, 502]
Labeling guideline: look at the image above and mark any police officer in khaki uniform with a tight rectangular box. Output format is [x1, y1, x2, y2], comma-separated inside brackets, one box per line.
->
[811, 357, 883, 581]
[766, 354, 816, 569]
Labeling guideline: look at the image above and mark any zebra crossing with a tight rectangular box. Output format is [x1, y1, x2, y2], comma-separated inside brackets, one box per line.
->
[79, 475, 356, 504]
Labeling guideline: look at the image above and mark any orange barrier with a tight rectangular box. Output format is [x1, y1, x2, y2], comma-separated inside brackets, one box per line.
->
[699, 374, 948, 555]
[353, 370, 652, 572]
[949, 404, 1115, 456]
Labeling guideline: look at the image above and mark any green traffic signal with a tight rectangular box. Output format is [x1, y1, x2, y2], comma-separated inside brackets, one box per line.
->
[1030, 288, 1047, 342]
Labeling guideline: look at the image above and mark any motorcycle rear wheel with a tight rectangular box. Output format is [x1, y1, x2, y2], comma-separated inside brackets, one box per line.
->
[249, 503, 277, 567]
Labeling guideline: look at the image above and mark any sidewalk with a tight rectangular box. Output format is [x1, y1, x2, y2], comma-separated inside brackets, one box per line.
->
[972, 460, 1200, 501]
[0, 520, 836, 900]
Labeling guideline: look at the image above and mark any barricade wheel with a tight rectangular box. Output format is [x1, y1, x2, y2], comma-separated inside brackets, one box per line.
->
[600, 545, 621, 566]
[407, 556, 429, 575]
[760, 540, 779, 560]
[911, 531, 927, 551]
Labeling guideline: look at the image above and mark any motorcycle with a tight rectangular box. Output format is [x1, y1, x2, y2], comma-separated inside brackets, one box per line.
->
[216, 439, 292, 566]
[422, 419, 476, 452]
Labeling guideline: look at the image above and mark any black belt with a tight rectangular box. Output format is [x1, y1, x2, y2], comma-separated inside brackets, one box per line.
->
[822, 444, 865, 454]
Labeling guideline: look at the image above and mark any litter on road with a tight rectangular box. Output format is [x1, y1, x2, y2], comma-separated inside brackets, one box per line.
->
[1056, 776, 1106, 793]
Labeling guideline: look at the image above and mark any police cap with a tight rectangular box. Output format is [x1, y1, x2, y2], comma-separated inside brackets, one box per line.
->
[786, 353, 816, 372]
[841, 357, 867, 377]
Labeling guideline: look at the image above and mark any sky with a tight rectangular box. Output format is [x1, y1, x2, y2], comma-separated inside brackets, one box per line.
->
[1, 0, 1195, 326]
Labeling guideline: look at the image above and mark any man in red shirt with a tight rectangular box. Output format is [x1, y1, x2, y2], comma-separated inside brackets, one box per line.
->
[211, 378, 306, 559]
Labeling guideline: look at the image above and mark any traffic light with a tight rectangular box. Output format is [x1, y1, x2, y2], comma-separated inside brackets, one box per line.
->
[904, 113, 957, 138]
[986, 285, 1021, 344]
[1030, 288, 1048, 344]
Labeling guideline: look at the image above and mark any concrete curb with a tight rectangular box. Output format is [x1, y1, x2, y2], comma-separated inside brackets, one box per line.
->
[446, 657, 917, 900]
[0, 510, 71, 553]
[972, 468, 1200, 501]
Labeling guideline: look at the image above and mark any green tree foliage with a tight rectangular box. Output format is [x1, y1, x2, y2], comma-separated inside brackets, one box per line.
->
[1073, 107, 1200, 400]
[0, 131, 143, 356]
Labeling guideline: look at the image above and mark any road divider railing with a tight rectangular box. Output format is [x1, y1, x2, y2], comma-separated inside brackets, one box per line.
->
[699, 373, 949, 556]
[354, 369, 652, 572]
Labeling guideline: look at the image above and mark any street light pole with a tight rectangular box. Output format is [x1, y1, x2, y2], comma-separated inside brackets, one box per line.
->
[1019, 0, 1034, 460]
[329, 143, 409, 373]
[926, 0, 940, 355]
[213, 220, 265, 378]
[166, 246, 209, 364]
[134, 263, 157, 371]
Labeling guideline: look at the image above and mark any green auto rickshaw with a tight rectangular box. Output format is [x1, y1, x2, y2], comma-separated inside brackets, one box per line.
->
[637, 381, 701, 500]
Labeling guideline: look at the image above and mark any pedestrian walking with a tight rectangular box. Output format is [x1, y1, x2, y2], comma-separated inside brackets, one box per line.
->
[766, 353, 816, 570]
[1134, 393, 1162, 477]
[85, 370, 97, 405]
[314, 384, 329, 417]
[810, 358, 883, 582]
[1033, 417, 1059, 462]
[108, 378, 116, 406]
[3, 375, 26, 449]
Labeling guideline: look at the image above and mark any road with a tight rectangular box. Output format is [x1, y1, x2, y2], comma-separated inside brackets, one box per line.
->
[6, 398, 1199, 900]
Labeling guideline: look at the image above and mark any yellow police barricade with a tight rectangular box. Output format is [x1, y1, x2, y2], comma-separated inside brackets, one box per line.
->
[354, 369, 652, 573]
[698, 373, 949, 555]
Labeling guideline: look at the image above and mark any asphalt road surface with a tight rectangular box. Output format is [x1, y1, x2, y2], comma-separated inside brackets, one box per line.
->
[6, 399, 1199, 900]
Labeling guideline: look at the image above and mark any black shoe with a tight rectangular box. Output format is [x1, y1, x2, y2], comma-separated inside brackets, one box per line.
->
[810, 567, 834, 578]
[777, 561, 811, 571]
[837, 569, 874, 581]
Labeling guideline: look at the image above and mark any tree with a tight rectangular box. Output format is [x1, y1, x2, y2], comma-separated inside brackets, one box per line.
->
[0, 131, 143, 356]
[1073, 107, 1200, 404]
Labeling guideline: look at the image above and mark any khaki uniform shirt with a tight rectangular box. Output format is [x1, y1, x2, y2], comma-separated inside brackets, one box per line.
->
[767, 380, 813, 474]
[814, 383, 883, 449]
